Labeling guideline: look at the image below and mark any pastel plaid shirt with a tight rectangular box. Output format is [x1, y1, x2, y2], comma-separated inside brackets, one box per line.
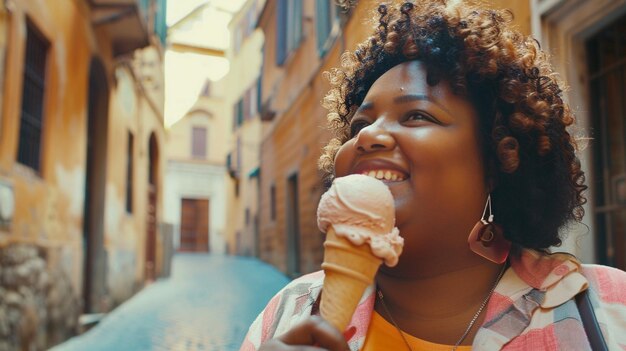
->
[241, 249, 626, 350]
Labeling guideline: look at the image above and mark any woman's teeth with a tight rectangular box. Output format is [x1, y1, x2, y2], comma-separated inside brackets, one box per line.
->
[362, 170, 406, 181]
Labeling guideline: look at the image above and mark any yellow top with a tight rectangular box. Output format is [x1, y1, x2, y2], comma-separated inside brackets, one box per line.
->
[362, 311, 473, 351]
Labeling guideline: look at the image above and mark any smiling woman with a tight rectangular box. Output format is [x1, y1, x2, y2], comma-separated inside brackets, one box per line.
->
[241, 1, 626, 351]
[333, 61, 486, 265]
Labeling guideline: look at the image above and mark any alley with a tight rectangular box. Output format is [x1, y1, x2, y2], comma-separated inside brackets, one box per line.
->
[52, 254, 290, 351]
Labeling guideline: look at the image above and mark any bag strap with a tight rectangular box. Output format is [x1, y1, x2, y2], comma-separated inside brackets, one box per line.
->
[575, 288, 609, 351]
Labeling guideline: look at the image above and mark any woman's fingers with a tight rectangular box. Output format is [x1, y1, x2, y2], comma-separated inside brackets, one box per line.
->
[278, 316, 349, 351]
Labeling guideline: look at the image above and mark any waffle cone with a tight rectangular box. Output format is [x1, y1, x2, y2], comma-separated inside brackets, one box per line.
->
[320, 228, 382, 332]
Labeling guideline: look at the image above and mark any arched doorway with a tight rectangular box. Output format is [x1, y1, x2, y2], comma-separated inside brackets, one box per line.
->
[146, 133, 159, 280]
[83, 57, 109, 312]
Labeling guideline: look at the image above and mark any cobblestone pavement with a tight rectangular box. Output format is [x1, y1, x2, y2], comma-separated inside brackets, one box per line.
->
[51, 254, 290, 351]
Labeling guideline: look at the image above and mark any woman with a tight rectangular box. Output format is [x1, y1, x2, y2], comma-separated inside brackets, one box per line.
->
[242, 1, 626, 350]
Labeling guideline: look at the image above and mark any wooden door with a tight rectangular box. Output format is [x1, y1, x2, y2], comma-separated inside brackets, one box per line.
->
[83, 57, 109, 312]
[286, 174, 300, 276]
[146, 185, 157, 280]
[179, 198, 209, 252]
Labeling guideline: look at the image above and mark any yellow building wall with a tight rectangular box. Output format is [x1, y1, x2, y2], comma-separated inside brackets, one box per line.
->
[223, 0, 266, 255]
[0, 1, 166, 347]
[105, 57, 167, 303]
[492, 0, 531, 35]
[0, 0, 93, 284]
[166, 97, 228, 165]
[165, 100, 229, 254]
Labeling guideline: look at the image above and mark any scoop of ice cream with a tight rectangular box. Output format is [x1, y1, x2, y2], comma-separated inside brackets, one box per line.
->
[317, 174, 404, 266]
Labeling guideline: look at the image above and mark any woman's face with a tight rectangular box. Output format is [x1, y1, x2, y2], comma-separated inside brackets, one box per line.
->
[334, 61, 488, 260]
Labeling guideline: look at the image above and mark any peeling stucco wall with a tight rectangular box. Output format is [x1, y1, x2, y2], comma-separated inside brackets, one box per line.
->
[0, 0, 166, 348]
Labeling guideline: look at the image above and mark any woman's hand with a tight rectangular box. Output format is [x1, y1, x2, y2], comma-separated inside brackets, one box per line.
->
[258, 316, 350, 351]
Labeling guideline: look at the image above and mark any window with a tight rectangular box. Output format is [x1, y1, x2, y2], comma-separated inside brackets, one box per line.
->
[236, 136, 242, 173]
[234, 5, 258, 54]
[587, 15, 626, 270]
[154, 0, 168, 45]
[191, 126, 207, 159]
[233, 98, 244, 130]
[200, 80, 211, 97]
[244, 84, 259, 121]
[18, 21, 49, 172]
[234, 25, 244, 54]
[257, 75, 263, 113]
[316, 0, 339, 57]
[270, 184, 276, 221]
[234, 84, 260, 129]
[286, 173, 300, 275]
[243, 88, 251, 121]
[126, 132, 134, 213]
[276, 0, 303, 65]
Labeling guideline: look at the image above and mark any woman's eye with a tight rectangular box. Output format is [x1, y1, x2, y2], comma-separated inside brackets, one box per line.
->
[405, 112, 430, 122]
[349, 120, 369, 137]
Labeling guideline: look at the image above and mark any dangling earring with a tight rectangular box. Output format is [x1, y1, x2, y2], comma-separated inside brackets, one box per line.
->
[468, 195, 511, 264]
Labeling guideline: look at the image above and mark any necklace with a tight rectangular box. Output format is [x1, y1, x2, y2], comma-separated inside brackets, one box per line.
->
[376, 264, 507, 351]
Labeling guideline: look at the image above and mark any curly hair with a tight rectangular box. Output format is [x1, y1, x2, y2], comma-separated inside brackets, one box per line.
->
[318, 0, 587, 250]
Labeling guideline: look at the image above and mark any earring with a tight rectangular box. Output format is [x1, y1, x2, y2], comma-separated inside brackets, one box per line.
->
[467, 195, 511, 264]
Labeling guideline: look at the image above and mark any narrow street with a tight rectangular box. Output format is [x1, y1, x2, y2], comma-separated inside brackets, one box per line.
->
[51, 254, 290, 351]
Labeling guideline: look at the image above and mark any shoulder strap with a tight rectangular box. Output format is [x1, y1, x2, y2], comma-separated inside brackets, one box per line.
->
[575, 288, 609, 351]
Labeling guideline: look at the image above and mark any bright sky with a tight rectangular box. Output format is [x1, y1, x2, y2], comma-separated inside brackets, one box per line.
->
[164, 0, 247, 127]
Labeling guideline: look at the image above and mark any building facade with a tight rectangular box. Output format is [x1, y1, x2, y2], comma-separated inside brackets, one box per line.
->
[0, 0, 168, 349]
[254, 0, 541, 277]
[223, 0, 266, 257]
[256, 0, 373, 276]
[163, 1, 241, 255]
[164, 86, 228, 254]
[530, 0, 626, 270]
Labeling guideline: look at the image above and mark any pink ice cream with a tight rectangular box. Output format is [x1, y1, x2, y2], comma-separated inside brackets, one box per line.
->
[317, 174, 404, 266]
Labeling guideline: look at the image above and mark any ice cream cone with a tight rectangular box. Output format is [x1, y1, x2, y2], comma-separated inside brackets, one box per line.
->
[320, 227, 383, 332]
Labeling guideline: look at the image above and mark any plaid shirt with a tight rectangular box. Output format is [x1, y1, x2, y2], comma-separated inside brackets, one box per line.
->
[241, 249, 626, 350]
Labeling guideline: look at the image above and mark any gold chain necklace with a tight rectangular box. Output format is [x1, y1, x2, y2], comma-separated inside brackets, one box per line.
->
[376, 264, 507, 351]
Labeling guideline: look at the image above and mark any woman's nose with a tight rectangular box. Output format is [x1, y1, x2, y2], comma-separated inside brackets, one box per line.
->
[354, 122, 396, 153]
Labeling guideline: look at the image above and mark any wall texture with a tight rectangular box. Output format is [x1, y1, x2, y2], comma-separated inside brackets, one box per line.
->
[0, 0, 166, 349]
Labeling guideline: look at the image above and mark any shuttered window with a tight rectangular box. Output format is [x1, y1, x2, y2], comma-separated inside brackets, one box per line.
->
[18, 21, 49, 173]
[257, 75, 262, 112]
[316, 0, 338, 57]
[275, 0, 302, 66]
[191, 126, 207, 159]
[270, 184, 276, 221]
[276, 0, 288, 65]
[126, 132, 134, 213]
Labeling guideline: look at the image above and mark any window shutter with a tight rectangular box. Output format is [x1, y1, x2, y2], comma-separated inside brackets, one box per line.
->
[243, 88, 250, 121]
[155, 0, 168, 45]
[316, 0, 330, 54]
[292, 0, 303, 50]
[191, 127, 207, 159]
[256, 76, 262, 113]
[249, 85, 257, 118]
[237, 99, 244, 126]
[126, 132, 134, 213]
[18, 22, 49, 172]
[276, 0, 287, 65]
